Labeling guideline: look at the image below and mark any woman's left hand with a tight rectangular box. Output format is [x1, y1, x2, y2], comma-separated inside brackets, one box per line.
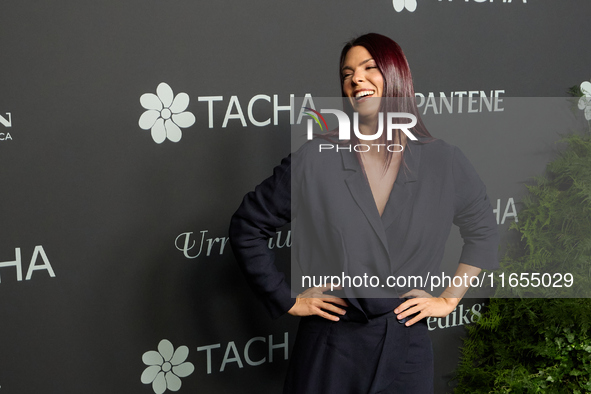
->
[394, 289, 459, 327]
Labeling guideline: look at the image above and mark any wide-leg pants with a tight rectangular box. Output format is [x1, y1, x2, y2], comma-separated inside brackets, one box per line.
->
[283, 307, 434, 394]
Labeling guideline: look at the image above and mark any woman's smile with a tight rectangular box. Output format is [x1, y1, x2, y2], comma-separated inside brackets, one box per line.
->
[341, 45, 384, 119]
[353, 89, 377, 102]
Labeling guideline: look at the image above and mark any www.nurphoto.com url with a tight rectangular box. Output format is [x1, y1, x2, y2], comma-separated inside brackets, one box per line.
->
[301, 272, 574, 292]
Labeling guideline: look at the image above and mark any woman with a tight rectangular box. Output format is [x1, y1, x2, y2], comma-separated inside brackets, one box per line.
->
[229, 33, 499, 393]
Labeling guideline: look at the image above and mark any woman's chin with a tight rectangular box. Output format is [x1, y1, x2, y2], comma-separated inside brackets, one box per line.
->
[352, 97, 381, 113]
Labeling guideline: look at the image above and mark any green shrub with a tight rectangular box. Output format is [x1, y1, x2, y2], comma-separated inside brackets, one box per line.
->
[454, 134, 591, 393]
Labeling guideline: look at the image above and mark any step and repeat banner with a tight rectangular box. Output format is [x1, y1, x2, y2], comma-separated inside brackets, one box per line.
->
[1, 1, 591, 393]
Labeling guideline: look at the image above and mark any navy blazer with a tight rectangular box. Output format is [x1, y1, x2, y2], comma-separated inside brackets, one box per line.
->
[229, 138, 499, 320]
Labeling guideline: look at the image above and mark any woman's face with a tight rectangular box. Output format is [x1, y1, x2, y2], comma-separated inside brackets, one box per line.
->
[341, 45, 384, 117]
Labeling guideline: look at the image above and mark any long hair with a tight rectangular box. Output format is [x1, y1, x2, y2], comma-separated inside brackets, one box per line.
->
[339, 33, 432, 169]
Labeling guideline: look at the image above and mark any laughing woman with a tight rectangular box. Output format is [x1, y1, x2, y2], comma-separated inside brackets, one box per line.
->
[229, 33, 499, 393]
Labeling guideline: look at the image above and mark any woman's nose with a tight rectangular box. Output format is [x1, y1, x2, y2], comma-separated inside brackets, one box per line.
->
[353, 71, 364, 84]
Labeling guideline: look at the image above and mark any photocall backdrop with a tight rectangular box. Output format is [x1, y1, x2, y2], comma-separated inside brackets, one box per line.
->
[1, 1, 590, 393]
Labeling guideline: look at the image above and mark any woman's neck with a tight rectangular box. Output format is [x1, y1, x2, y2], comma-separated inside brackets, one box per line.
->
[356, 115, 407, 160]
[356, 115, 379, 137]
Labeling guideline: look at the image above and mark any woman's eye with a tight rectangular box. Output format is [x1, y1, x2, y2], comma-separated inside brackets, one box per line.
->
[342, 74, 352, 79]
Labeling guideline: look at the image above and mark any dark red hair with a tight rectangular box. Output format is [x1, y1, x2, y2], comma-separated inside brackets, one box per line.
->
[339, 33, 432, 149]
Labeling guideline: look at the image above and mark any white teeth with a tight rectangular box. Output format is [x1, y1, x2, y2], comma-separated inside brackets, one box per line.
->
[355, 90, 374, 98]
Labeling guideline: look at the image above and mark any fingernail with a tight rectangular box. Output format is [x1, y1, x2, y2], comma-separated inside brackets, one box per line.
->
[394, 309, 399, 313]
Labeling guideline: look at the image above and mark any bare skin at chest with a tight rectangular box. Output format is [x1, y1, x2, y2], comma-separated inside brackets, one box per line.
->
[361, 152, 402, 216]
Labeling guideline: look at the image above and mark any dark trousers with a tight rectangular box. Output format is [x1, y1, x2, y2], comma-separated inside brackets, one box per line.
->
[284, 307, 434, 394]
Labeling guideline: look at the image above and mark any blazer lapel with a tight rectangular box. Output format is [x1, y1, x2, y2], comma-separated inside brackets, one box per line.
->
[341, 150, 391, 256]
[381, 142, 421, 229]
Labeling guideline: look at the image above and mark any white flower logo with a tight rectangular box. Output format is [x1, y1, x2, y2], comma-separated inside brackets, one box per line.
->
[393, 0, 417, 12]
[141, 339, 195, 393]
[139, 83, 196, 143]
[578, 81, 591, 121]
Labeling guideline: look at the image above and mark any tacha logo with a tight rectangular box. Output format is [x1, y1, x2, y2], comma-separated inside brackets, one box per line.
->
[393, 0, 528, 13]
[578, 80, 591, 121]
[141, 339, 195, 394]
[306, 109, 417, 153]
[393, 0, 417, 12]
[139, 83, 196, 144]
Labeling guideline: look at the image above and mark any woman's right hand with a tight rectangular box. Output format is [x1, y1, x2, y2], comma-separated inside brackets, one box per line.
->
[287, 286, 348, 322]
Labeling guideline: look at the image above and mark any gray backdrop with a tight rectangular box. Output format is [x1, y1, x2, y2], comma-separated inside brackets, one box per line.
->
[1, 1, 591, 393]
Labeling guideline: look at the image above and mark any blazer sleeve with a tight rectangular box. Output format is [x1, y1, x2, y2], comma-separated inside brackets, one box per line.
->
[452, 146, 500, 270]
[229, 154, 296, 319]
